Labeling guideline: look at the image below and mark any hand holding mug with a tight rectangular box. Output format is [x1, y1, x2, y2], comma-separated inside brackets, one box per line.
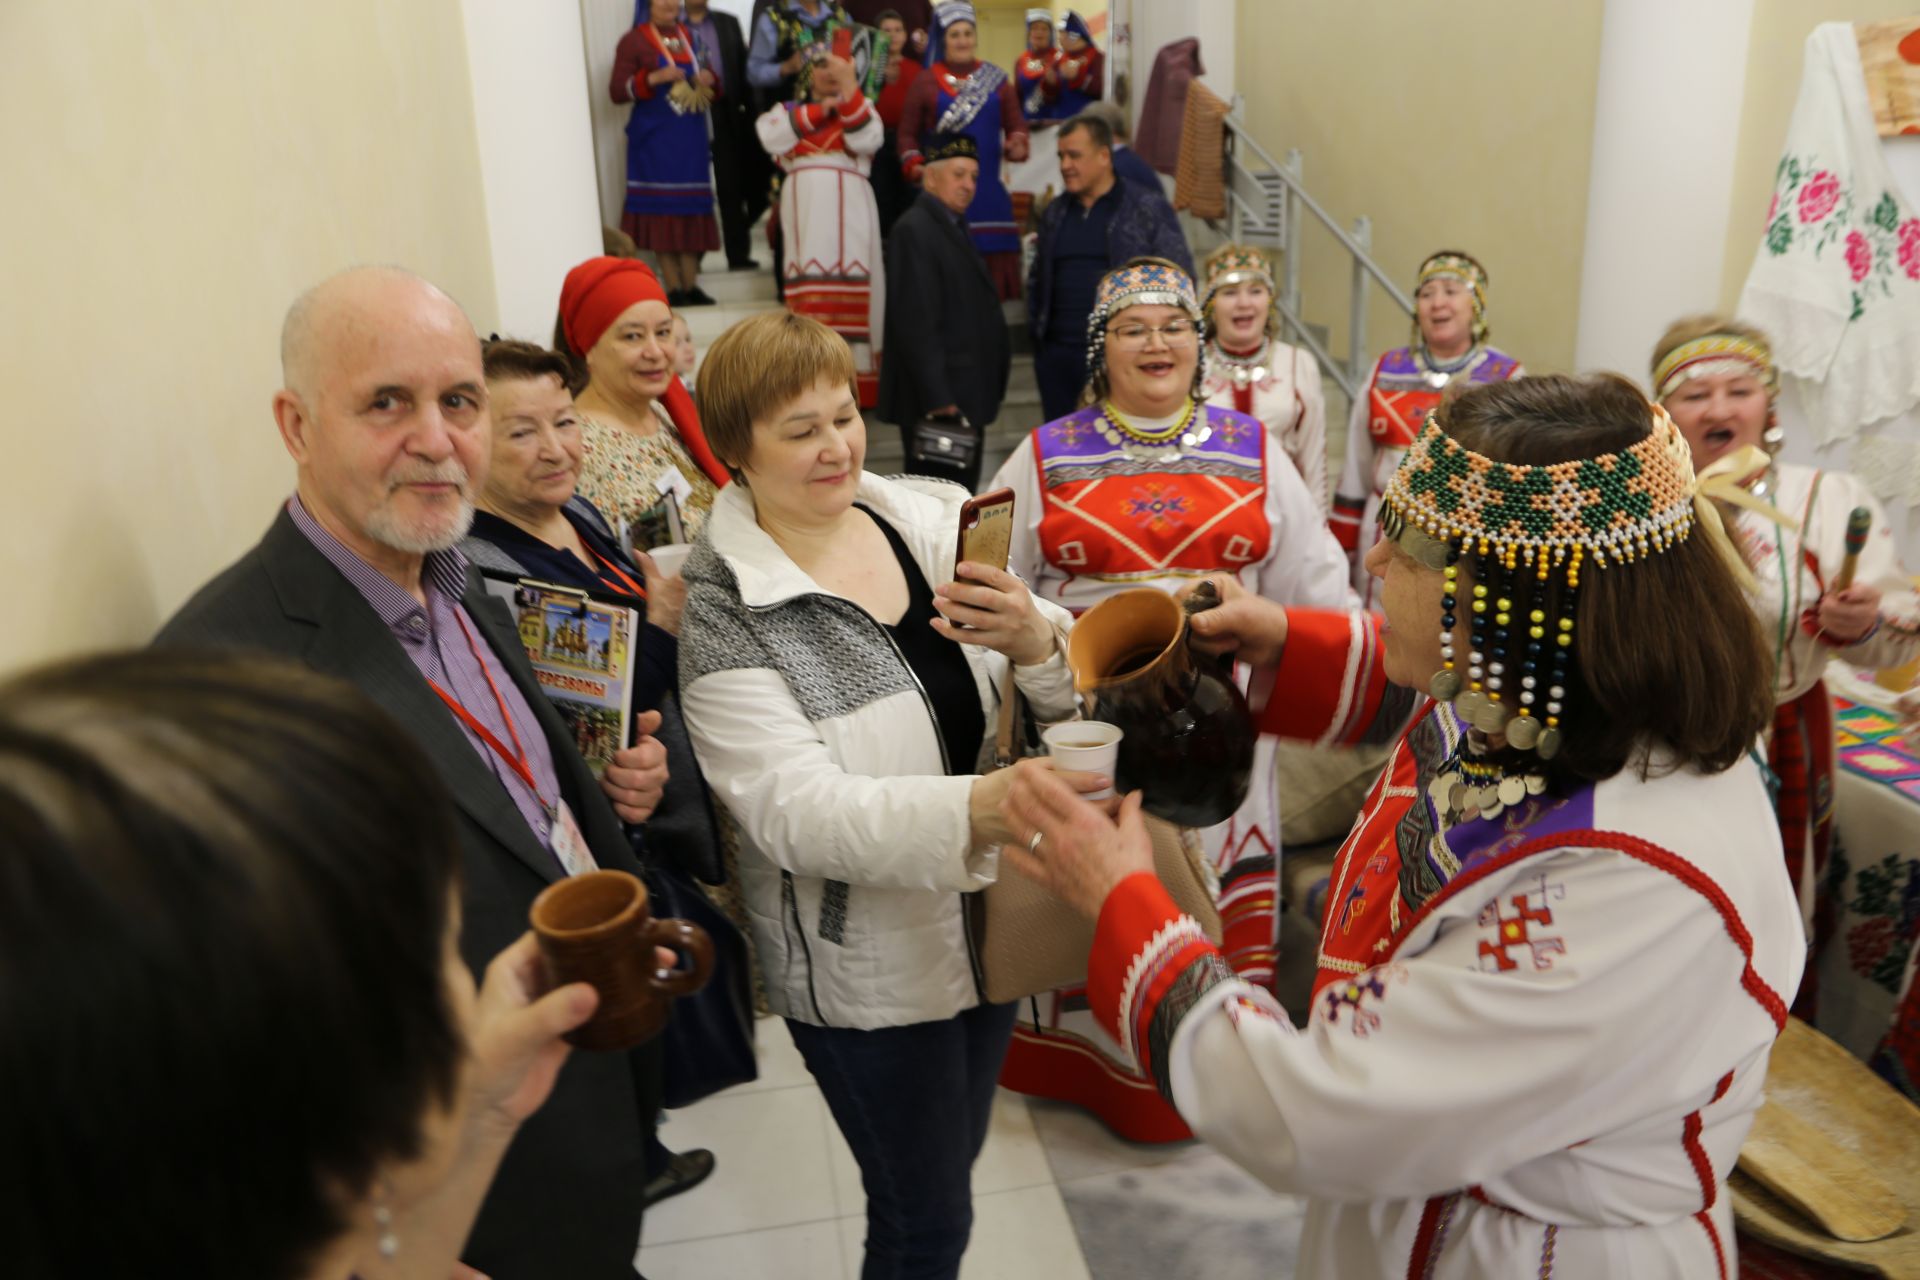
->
[530, 870, 714, 1051]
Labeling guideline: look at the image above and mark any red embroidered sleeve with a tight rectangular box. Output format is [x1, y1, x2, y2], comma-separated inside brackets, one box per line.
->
[1255, 607, 1391, 744]
[1089, 873, 1236, 1093]
[837, 93, 874, 131]
[611, 30, 653, 104]
[897, 74, 936, 180]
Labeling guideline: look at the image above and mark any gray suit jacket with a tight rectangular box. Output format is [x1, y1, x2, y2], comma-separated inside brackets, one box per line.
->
[153, 507, 656, 1280]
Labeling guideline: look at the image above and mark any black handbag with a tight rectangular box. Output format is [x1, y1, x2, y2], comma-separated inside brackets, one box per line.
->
[906, 410, 981, 482]
[646, 862, 759, 1108]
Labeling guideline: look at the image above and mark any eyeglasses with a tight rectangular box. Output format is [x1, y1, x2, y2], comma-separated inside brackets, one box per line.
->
[1105, 320, 1198, 350]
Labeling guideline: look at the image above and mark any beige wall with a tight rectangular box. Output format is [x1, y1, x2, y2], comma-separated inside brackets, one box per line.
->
[1233, 1, 1606, 384]
[0, 1, 497, 674]
[1720, 0, 1920, 312]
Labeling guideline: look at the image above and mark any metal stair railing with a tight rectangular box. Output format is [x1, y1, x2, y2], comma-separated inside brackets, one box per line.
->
[1218, 108, 1414, 404]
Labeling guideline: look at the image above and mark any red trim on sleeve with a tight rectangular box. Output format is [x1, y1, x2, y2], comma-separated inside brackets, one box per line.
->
[1404, 1194, 1453, 1279]
[1255, 608, 1386, 742]
[1086, 872, 1185, 1034]
[1694, 1210, 1729, 1280]
[837, 95, 873, 129]
[791, 102, 823, 134]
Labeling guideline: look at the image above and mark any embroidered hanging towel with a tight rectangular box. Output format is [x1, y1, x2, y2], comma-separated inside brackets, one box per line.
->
[1739, 22, 1920, 444]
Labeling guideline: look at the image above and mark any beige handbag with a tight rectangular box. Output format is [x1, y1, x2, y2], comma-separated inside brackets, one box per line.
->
[973, 667, 1224, 1004]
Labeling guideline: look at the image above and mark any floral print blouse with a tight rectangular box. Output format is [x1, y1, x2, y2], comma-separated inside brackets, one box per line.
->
[574, 403, 719, 548]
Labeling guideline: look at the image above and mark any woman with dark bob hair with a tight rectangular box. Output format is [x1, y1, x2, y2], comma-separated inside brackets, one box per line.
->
[0, 651, 600, 1280]
[997, 374, 1806, 1277]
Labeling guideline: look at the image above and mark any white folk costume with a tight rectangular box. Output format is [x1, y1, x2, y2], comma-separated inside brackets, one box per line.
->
[988, 261, 1354, 1142]
[1086, 412, 1806, 1277]
[1655, 333, 1920, 1011]
[759, 89, 886, 405]
[1331, 252, 1523, 609]
[1201, 246, 1330, 514]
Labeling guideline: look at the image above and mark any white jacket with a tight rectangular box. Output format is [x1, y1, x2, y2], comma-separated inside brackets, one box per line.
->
[678, 474, 1077, 1028]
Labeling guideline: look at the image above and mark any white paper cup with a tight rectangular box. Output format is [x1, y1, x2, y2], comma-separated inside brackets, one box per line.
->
[645, 543, 693, 577]
[1042, 721, 1123, 800]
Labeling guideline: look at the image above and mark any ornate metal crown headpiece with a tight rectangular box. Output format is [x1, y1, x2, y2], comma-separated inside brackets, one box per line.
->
[1202, 247, 1276, 305]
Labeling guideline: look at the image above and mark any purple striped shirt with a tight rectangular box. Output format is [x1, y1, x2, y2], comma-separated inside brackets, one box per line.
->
[288, 496, 567, 861]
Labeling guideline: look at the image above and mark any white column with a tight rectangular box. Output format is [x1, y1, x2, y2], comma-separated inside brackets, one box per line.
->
[1573, 0, 1756, 382]
[459, 0, 606, 339]
[579, 0, 642, 232]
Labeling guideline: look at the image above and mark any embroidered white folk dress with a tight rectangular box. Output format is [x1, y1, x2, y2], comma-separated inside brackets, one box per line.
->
[1202, 337, 1330, 516]
[759, 92, 887, 404]
[1084, 608, 1807, 1279]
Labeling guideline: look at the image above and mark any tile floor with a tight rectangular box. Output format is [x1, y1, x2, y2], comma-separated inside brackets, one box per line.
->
[637, 1016, 1305, 1279]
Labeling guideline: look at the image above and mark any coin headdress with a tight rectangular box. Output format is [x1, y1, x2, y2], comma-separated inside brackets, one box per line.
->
[1378, 406, 1703, 760]
[1085, 260, 1208, 399]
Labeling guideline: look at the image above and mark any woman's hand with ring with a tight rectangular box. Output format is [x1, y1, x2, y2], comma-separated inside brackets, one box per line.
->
[968, 759, 1109, 848]
[1000, 759, 1153, 920]
[932, 562, 1056, 665]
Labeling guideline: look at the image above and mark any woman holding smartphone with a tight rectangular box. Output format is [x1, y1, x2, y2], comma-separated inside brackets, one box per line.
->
[676, 310, 1089, 1279]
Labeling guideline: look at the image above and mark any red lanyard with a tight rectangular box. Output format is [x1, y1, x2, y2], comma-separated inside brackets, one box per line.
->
[428, 611, 551, 811]
[585, 546, 648, 601]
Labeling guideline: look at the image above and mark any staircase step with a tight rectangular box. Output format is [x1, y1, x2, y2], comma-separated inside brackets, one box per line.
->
[695, 268, 781, 306]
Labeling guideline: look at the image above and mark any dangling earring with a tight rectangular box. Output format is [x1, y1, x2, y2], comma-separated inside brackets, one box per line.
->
[373, 1180, 400, 1260]
[1762, 406, 1784, 450]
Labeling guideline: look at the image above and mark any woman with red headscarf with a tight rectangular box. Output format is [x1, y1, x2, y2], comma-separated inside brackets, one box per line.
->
[555, 257, 730, 553]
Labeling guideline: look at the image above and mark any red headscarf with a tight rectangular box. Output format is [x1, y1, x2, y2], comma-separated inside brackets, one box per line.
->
[557, 256, 729, 488]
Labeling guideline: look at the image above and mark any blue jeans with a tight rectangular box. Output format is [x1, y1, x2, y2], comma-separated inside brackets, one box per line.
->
[787, 1000, 1019, 1280]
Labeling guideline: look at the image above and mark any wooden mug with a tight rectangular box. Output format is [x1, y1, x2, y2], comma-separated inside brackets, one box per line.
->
[530, 870, 714, 1051]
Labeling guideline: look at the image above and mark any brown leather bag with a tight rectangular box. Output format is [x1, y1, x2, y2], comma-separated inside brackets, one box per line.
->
[973, 667, 1223, 1004]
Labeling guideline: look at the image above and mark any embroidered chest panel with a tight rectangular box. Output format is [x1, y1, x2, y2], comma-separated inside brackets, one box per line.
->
[1312, 706, 1595, 996]
[1365, 347, 1521, 450]
[1032, 406, 1271, 582]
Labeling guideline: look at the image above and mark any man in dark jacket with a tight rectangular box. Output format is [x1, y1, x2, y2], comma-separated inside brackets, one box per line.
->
[1027, 112, 1194, 421]
[687, 0, 771, 269]
[154, 267, 670, 1279]
[877, 133, 1009, 491]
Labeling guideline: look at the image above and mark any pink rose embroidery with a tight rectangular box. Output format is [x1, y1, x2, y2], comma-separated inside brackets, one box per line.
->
[1767, 191, 1780, 224]
[1798, 170, 1841, 222]
[1900, 218, 1920, 280]
[1847, 230, 1873, 282]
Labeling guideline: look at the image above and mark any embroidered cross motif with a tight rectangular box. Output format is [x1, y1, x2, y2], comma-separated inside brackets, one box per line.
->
[1218, 417, 1248, 445]
[1476, 875, 1567, 972]
[1125, 482, 1192, 532]
[1056, 418, 1089, 448]
[1319, 964, 1406, 1037]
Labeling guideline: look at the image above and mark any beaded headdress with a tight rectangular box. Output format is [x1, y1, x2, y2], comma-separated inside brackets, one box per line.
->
[1026, 7, 1054, 28]
[1202, 247, 1277, 306]
[924, 132, 979, 164]
[1652, 332, 1778, 403]
[1378, 406, 1700, 766]
[1085, 261, 1207, 397]
[1414, 250, 1490, 346]
[933, 0, 977, 62]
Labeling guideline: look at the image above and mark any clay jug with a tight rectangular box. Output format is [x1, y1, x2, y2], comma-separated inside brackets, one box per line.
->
[1066, 588, 1254, 827]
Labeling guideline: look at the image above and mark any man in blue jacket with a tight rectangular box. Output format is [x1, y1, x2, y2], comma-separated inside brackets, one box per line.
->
[1027, 112, 1194, 421]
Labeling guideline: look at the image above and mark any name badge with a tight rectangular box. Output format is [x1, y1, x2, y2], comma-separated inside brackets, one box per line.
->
[655, 465, 694, 506]
[550, 799, 599, 878]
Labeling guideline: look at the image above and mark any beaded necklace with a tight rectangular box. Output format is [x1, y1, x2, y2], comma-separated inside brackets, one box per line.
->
[1214, 340, 1271, 389]
[1412, 342, 1480, 390]
[1096, 399, 1211, 460]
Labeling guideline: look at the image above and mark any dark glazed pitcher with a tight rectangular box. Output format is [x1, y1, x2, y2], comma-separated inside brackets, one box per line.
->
[1066, 589, 1255, 827]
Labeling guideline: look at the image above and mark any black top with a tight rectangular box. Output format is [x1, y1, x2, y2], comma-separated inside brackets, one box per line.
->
[867, 507, 986, 775]
[1045, 180, 1123, 342]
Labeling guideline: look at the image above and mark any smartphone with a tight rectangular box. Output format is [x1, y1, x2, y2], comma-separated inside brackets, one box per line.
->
[956, 488, 1015, 580]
